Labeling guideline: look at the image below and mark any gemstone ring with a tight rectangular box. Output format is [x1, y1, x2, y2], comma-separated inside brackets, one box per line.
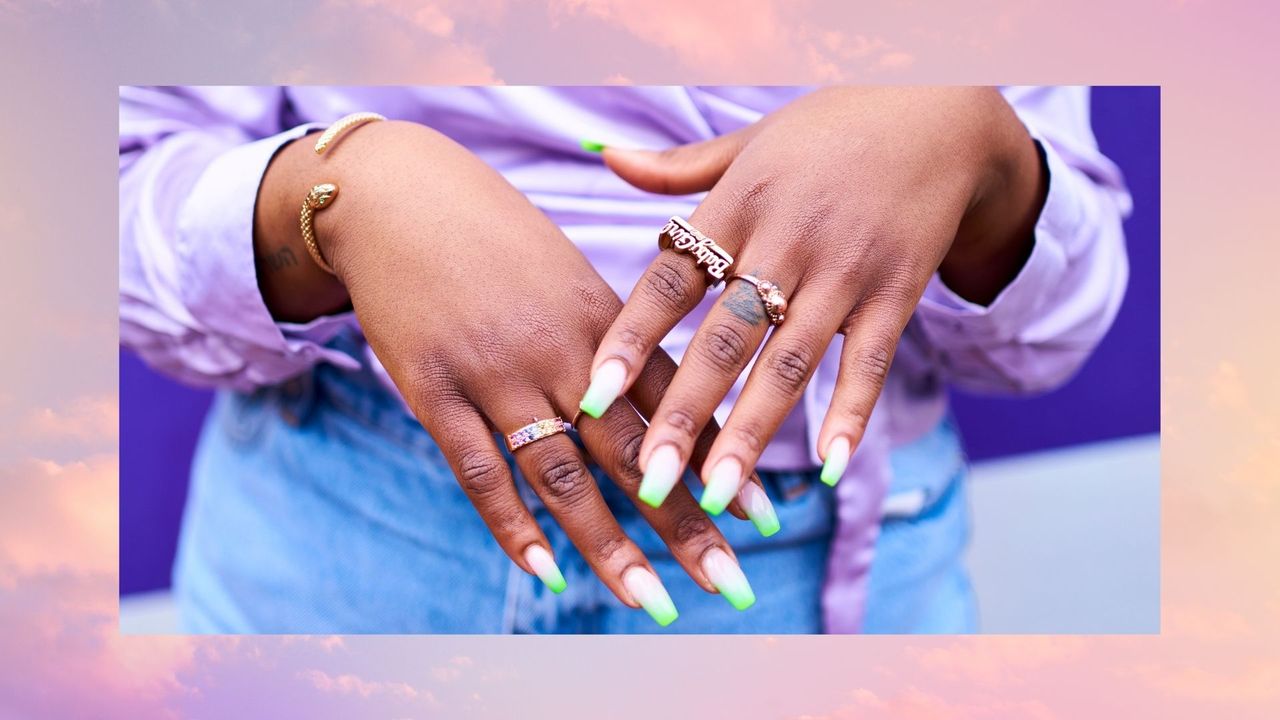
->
[729, 274, 789, 326]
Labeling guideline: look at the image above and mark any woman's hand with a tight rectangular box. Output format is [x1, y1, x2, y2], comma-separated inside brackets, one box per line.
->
[580, 87, 1047, 512]
[255, 121, 765, 623]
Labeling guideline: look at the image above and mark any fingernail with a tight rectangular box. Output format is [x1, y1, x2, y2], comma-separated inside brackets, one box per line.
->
[738, 482, 780, 537]
[700, 457, 742, 516]
[701, 547, 755, 611]
[623, 566, 678, 627]
[580, 138, 606, 153]
[820, 436, 851, 487]
[638, 445, 681, 508]
[523, 544, 567, 594]
[579, 358, 627, 419]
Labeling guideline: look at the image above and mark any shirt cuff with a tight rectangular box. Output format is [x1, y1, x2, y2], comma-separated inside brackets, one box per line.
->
[915, 132, 1080, 345]
[175, 122, 360, 386]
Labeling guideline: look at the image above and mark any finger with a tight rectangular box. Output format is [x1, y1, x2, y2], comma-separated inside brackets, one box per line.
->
[623, 344, 761, 525]
[571, 390, 757, 610]
[816, 295, 912, 487]
[420, 399, 566, 594]
[599, 127, 753, 196]
[700, 283, 846, 521]
[496, 399, 679, 627]
[578, 201, 753, 425]
[636, 265, 794, 513]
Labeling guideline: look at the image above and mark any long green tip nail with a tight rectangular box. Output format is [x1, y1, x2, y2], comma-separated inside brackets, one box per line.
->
[724, 587, 756, 611]
[700, 493, 731, 516]
[651, 607, 679, 627]
[638, 486, 666, 508]
[580, 138, 606, 153]
[546, 576, 567, 594]
[819, 468, 840, 487]
[752, 515, 781, 538]
[579, 398, 606, 419]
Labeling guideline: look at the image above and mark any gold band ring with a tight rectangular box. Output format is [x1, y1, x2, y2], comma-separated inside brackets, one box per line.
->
[730, 274, 789, 326]
[658, 216, 734, 286]
[506, 417, 571, 452]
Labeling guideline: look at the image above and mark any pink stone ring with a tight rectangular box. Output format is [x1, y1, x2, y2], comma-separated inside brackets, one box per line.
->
[730, 274, 789, 326]
[506, 417, 572, 452]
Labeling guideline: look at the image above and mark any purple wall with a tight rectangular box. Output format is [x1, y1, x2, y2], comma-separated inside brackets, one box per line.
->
[119, 87, 1159, 595]
[949, 86, 1159, 458]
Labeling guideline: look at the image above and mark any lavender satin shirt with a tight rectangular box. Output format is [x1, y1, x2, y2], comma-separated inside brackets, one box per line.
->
[119, 86, 1130, 632]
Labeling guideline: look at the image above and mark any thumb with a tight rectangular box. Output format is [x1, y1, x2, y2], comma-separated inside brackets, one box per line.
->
[594, 128, 751, 196]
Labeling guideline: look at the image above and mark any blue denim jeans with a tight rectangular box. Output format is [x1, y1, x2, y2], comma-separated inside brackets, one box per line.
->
[174, 344, 974, 633]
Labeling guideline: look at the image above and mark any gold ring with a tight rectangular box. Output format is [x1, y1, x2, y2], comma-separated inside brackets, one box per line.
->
[506, 417, 571, 452]
[658, 216, 734, 286]
[730, 274, 788, 326]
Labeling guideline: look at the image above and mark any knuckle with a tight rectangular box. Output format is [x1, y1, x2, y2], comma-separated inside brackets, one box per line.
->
[697, 322, 751, 372]
[591, 533, 630, 566]
[572, 280, 623, 337]
[726, 174, 775, 217]
[490, 504, 528, 539]
[617, 325, 651, 358]
[403, 355, 456, 403]
[535, 452, 592, 503]
[671, 512, 714, 548]
[616, 430, 645, 480]
[644, 257, 699, 312]
[455, 448, 507, 498]
[853, 343, 893, 386]
[662, 408, 700, 441]
[732, 422, 766, 455]
[764, 342, 815, 393]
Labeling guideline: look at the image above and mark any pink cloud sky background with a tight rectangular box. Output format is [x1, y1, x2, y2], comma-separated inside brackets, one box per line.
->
[1, 0, 1277, 717]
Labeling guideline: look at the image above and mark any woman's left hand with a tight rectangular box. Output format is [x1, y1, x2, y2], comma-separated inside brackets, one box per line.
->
[579, 87, 1047, 513]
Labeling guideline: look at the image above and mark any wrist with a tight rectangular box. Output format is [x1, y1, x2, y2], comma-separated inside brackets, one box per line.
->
[942, 91, 1048, 304]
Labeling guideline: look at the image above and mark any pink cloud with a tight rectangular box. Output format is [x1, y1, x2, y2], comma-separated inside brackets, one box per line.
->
[796, 686, 1057, 720]
[298, 669, 429, 701]
[22, 393, 118, 443]
[0, 454, 118, 574]
[907, 638, 1086, 686]
[548, 0, 916, 81]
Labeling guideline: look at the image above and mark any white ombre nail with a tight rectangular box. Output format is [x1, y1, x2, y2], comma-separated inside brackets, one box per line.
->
[738, 482, 780, 537]
[638, 445, 681, 508]
[622, 566, 678, 627]
[523, 545, 566, 594]
[699, 457, 742, 516]
[821, 436, 852, 487]
[701, 547, 756, 611]
[579, 358, 627, 419]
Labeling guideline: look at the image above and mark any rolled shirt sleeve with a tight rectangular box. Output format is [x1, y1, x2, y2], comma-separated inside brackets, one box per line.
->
[120, 86, 359, 391]
[912, 86, 1132, 395]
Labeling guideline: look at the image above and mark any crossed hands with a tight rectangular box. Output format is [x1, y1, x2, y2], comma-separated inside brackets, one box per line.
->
[257, 87, 1044, 626]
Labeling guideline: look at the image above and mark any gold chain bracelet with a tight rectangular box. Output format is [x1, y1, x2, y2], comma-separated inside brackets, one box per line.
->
[300, 112, 387, 275]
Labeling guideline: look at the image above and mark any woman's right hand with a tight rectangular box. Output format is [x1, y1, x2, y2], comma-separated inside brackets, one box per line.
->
[254, 121, 771, 624]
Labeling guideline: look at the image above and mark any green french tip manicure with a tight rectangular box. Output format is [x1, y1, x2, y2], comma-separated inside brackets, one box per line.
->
[703, 548, 756, 611]
[623, 567, 679, 627]
[638, 445, 681, 508]
[820, 436, 852, 487]
[700, 492, 731, 516]
[740, 483, 781, 537]
[524, 545, 567, 594]
[580, 138, 606, 153]
[579, 359, 626, 420]
[700, 458, 741, 516]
